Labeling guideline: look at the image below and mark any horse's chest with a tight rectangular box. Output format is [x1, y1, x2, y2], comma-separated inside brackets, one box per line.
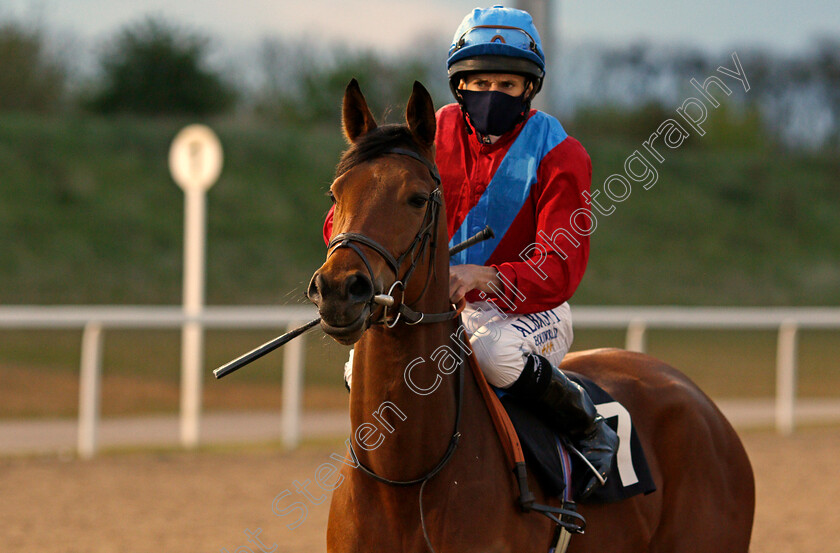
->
[327, 467, 539, 553]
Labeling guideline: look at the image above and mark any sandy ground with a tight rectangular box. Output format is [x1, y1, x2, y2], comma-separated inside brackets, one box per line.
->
[1, 427, 838, 553]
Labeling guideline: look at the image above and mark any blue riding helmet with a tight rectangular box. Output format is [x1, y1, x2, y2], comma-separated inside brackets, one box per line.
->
[447, 5, 545, 94]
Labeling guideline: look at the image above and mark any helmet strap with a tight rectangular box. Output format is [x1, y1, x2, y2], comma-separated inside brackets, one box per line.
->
[449, 79, 474, 135]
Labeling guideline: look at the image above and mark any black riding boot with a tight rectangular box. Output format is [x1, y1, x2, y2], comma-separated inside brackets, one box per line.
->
[507, 353, 620, 498]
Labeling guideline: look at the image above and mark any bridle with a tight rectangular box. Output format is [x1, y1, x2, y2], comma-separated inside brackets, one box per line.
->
[327, 147, 462, 328]
[328, 147, 465, 553]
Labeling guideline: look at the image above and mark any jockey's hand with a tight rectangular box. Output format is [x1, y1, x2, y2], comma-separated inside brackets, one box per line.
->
[449, 264, 502, 304]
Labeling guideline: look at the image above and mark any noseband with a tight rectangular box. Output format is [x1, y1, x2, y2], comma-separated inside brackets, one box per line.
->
[327, 147, 461, 327]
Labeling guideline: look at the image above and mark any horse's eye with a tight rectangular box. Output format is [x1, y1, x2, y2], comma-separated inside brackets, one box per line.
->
[408, 194, 428, 208]
[327, 191, 337, 204]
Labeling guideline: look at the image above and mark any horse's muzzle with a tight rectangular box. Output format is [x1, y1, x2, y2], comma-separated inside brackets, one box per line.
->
[307, 269, 374, 344]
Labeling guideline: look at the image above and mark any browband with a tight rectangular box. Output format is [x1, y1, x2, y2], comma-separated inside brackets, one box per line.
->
[386, 147, 441, 186]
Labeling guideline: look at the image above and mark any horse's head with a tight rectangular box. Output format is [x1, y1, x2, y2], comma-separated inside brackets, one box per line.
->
[307, 79, 443, 345]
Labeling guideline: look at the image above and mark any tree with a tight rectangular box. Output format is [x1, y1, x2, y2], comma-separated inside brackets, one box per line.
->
[0, 20, 66, 112]
[252, 37, 449, 126]
[89, 17, 235, 115]
[813, 37, 840, 148]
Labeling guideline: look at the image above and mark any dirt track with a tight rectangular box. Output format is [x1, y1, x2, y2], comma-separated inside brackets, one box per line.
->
[1, 427, 838, 553]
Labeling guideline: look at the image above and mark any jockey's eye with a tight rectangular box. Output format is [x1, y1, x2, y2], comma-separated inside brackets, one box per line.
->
[408, 193, 428, 208]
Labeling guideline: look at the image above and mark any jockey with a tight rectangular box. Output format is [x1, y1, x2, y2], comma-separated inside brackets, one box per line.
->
[439, 5, 618, 497]
[329, 5, 618, 498]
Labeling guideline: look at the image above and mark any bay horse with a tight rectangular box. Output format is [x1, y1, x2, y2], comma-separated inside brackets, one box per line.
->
[307, 79, 755, 552]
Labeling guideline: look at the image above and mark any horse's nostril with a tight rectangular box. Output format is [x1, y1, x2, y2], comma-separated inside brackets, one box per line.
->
[307, 272, 323, 302]
[346, 273, 374, 303]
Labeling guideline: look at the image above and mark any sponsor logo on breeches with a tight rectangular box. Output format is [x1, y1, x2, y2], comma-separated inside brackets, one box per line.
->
[534, 327, 559, 347]
[511, 310, 563, 338]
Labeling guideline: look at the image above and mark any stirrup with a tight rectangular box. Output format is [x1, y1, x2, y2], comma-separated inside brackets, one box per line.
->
[564, 439, 608, 488]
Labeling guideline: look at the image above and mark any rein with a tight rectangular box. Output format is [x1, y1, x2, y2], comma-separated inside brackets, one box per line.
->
[332, 147, 466, 553]
[333, 146, 465, 483]
[348, 342, 465, 487]
[347, 341, 465, 553]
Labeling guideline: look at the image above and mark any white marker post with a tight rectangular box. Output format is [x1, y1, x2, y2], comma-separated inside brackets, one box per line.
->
[169, 124, 223, 449]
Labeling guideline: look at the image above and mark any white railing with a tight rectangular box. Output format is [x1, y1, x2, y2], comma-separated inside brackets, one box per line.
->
[0, 306, 316, 458]
[2, 305, 839, 457]
[573, 307, 840, 435]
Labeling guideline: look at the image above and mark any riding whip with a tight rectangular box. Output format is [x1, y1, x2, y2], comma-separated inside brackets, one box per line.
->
[448, 225, 494, 257]
[213, 318, 320, 379]
[214, 225, 494, 379]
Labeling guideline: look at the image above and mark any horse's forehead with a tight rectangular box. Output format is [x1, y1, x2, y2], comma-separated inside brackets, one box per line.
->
[336, 157, 429, 197]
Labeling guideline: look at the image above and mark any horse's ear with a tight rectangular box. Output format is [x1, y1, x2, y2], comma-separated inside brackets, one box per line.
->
[342, 79, 377, 143]
[406, 81, 436, 147]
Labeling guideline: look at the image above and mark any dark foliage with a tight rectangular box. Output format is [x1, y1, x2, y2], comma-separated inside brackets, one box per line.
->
[88, 17, 235, 116]
[0, 21, 66, 112]
[252, 38, 450, 125]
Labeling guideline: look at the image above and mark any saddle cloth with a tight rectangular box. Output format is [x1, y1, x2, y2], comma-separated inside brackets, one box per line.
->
[496, 372, 656, 504]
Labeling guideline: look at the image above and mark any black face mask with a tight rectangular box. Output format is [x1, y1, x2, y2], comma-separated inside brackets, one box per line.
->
[459, 89, 528, 136]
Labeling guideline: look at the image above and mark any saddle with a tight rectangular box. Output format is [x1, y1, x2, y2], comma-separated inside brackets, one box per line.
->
[467, 348, 656, 507]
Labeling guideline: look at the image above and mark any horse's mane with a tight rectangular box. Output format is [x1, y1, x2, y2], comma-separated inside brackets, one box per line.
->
[335, 124, 424, 178]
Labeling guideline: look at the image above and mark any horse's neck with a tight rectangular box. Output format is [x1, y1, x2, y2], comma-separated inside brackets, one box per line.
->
[349, 318, 461, 478]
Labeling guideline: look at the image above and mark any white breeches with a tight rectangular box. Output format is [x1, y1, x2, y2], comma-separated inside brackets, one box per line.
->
[461, 301, 573, 388]
[343, 301, 573, 390]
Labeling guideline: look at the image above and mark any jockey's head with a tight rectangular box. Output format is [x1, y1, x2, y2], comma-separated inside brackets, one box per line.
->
[446, 5, 546, 136]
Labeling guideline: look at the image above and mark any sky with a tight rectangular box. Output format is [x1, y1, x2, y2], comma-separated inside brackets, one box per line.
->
[4, 0, 840, 55]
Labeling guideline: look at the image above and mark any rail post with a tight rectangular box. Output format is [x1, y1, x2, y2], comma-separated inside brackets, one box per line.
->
[775, 320, 799, 435]
[282, 322, 307, 449]
[626, 319, 648, 353]
[78, 322, 104, 459]
[170, 125, 222, 450]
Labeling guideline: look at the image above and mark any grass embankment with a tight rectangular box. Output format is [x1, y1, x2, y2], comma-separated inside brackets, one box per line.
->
[1, 109, 838, 417]
[0, 113, 342, 304]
